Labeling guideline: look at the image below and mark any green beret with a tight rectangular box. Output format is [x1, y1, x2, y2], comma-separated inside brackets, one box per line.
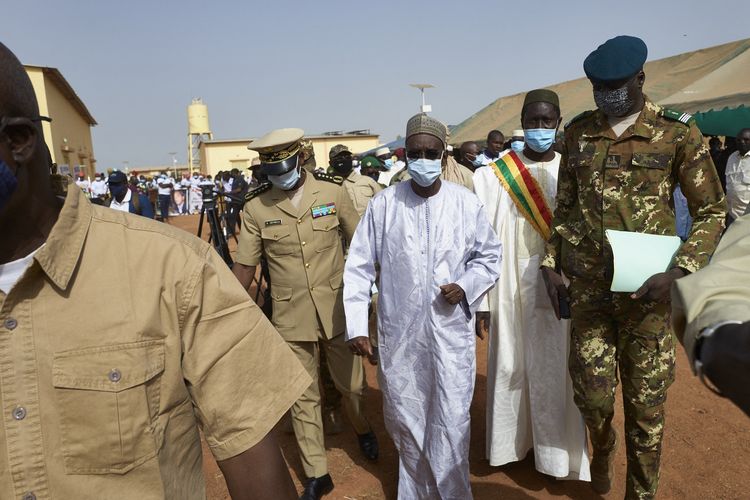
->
[522, 89, 560, 110]
[360, 155, 382, 170]
[583, 35, 647, 83]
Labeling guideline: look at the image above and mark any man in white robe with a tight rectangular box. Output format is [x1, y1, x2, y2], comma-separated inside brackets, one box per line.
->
[344, 113, 501, 499]
[473, 89, 590, 481]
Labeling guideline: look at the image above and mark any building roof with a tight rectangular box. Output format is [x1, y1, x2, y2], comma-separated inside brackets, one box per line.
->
[25, 65, 97, 126]
[201, 132, 379, 146]
[451, 37, 750, 143]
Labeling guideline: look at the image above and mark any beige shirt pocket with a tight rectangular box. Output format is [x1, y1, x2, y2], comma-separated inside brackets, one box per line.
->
[312, 216, 341, 253]
[270, 284, 296, 329]
[261, 225, 294, 256]
[52, 339, 165, 474]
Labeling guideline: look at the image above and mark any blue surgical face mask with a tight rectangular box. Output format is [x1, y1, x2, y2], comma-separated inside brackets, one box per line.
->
[407, 158, 442, 187]
[383, 158, 394, 170]
[511, 140, 525, 153]
[0, 159, 19, 213]
[523, 128, 556, 153]
[471, 156, 483, 168]
[268, 166, 301, 190]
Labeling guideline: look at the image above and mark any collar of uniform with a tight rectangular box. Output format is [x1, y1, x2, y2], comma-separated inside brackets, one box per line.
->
[34, 182, 92, 290]
[268, 173, 323, 218]
[584, 96, 657, 141]
[344, 171, 360, 183]
[630, 98, 660, 140]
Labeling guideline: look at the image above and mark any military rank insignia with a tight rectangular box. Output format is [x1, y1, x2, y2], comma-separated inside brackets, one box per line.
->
[312, 203, 336, 218]
[605, 154, 621, 169]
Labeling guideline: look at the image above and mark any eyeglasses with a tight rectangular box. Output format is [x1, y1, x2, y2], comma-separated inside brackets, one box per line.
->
[0, 115, 52, 135]
[406, 149, 443, 161]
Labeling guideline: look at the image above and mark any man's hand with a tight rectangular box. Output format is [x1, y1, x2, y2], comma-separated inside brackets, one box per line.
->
[476, 311, 490, 340]
[700, 322, 750, 416]
[631, 268, 686, 303]
[541, 267, 569, 320]
[348, 336, 378, 365]
[439, 283, 465, 305]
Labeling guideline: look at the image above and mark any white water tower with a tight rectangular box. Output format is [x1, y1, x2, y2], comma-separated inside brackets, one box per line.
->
[187, 98, 213, 175]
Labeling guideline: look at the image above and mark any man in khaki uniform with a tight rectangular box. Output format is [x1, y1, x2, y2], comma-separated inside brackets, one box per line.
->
[232, 128, 377, 500]
[0, 42, 308, 500]
[329, 144, 382, 216]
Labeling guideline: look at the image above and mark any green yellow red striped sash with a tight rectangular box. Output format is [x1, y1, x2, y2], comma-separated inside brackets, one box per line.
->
[489, 151, 553, 240]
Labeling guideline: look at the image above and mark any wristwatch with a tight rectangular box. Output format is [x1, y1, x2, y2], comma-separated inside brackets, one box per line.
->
[694, 320, 742, 396]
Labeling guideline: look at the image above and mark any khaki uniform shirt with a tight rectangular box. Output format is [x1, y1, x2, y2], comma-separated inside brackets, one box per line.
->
[543, 99, 726, 276]
[236, 173, 360, 342]
[342, 171, 383, 216]
[672, 214, 750, 367]
[0, 186, 310, 500]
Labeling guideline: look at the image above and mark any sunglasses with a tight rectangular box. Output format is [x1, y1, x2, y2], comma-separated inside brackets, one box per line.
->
[406, 149, 443, 161]
[0, 115, 52, 136]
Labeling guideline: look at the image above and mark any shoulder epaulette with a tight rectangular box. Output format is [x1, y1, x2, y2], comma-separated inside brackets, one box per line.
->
[661, 108, 694, 126]
[564, 110, 594, 128]
[313, 171, 344, 185]
[244, 182, 271, 201]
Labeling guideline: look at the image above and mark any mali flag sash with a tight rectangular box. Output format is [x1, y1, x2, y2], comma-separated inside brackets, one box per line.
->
[489, 151, 553, 240]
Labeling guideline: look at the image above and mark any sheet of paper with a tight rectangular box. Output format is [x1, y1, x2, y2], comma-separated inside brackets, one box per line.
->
[605, 230, 682, 292]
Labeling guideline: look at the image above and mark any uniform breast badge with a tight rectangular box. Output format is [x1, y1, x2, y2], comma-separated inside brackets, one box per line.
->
[605, 154, 621, 169]
[312, 203, 337, 218]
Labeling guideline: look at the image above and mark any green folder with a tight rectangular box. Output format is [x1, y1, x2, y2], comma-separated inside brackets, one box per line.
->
[605, 230, 682, 293]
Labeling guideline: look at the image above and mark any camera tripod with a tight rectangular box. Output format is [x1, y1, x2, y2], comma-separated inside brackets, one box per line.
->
[197, 190, 233, 266]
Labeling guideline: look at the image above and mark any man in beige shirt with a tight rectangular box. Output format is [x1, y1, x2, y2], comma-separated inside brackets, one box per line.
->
[672, 213, 750, 416]
[328, 144, 382, 216]
[0, 42, 309, 500]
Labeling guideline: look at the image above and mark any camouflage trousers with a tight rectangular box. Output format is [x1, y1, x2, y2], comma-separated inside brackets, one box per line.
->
[568, 280, 675, 500]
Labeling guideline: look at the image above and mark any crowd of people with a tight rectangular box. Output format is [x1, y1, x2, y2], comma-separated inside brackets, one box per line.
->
[1, 32, 749, 500]
[72, 168, 265, 225]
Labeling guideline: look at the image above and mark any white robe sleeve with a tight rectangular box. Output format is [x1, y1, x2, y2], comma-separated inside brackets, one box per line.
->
[454, 204, 502, 317]
[472, 167, 500, 313]
[343, 203, 378, 341]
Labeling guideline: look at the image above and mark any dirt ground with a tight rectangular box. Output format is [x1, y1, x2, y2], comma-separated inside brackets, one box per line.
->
[170, 214, 749, 499]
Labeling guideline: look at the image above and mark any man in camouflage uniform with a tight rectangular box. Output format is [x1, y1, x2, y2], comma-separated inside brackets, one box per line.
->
[541, 36, 726, 499]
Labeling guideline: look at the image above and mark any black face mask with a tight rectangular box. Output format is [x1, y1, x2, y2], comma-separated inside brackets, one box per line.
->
[110, 184, 128, 201]
[332, 158, 353, 174]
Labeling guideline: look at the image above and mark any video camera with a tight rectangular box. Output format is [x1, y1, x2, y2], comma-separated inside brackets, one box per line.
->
[201, 185, 218, 204]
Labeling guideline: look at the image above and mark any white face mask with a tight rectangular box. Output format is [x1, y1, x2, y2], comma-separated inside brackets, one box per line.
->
[407, 158, 442, 187]
[268, 166, 301, 190]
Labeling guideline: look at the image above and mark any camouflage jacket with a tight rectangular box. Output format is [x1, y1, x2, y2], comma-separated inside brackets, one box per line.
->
[542, 98, 726, 275]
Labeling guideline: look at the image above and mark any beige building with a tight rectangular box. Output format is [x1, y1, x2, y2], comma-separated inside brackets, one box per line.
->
[199, 132, 380, 178]
[25, 65, 97, 179]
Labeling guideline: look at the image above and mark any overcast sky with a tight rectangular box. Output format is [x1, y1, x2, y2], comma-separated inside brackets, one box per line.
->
[6, 0, 749, 170]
